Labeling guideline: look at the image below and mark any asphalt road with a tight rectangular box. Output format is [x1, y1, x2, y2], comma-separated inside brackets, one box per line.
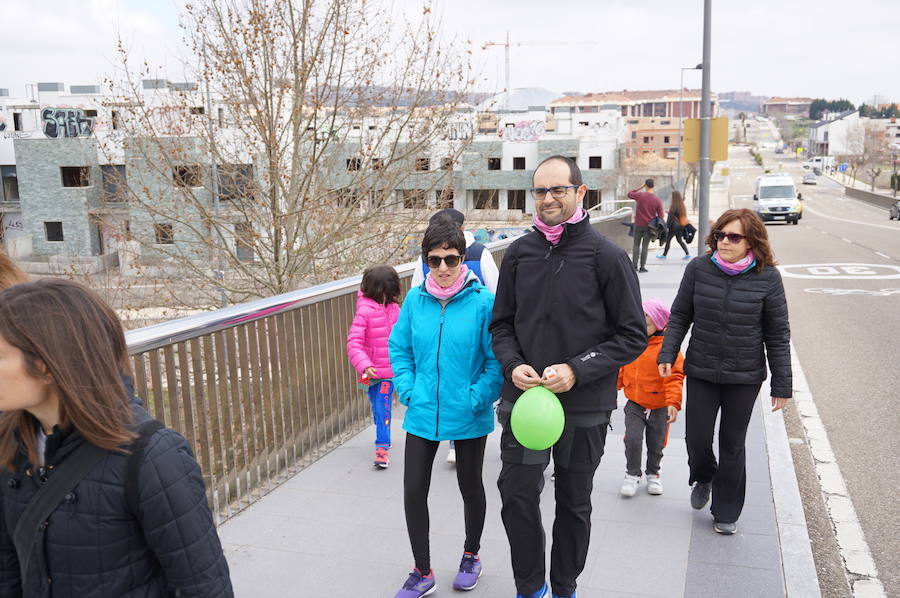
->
[729, 121, 900, 596]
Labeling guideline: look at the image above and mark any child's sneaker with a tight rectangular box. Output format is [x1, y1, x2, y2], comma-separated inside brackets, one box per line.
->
[646, 474, 663, 495]
[620, 474, 640, 497]
[446, 447, 456, 464]
[395, 568, 435, 598]
[452, 552, 482, 591]
[374, 447, 389, 469]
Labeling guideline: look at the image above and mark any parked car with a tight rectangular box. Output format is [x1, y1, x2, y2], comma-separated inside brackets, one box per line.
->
[802, 173, 817, 185]
[890, 200, 900, 220]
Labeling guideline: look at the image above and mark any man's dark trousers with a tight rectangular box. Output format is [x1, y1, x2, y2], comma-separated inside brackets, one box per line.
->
[632, 225, 651, 269]
[497, 406, 611, 597]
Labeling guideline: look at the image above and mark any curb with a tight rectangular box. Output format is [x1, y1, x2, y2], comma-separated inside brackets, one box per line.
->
[760, 360, 821, 598]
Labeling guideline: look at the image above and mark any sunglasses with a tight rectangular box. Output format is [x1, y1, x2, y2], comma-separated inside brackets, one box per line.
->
[425, 254, 462, 268]
[713, 230, 747, 243]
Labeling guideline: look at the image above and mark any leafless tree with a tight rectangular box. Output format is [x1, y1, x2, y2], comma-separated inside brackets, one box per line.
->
[102, 0, 475, 306]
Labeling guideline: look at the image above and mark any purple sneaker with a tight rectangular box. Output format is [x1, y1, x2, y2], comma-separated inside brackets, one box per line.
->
[394, 568, 436, 598]
[453, 552, 483, 591]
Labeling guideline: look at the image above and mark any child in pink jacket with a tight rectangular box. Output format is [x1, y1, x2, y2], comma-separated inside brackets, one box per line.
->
[346, 265, 401, 468]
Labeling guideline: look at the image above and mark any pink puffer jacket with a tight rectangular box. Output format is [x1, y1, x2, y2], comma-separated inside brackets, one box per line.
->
[346, 290, 400, 379]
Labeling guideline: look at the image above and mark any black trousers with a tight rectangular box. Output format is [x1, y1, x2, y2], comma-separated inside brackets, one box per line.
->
[685, 377, 761, 524]
[403, 433, 487, 572]
[632, 226, 652, 269]
[662, 227, 689, 256]
[497, 407, 610, 597]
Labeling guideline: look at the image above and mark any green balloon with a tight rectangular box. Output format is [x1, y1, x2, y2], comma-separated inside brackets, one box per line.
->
[511, 386, 565, 450]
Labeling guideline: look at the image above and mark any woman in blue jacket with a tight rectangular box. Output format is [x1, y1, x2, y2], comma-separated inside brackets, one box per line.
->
[389, 217, 503, 598]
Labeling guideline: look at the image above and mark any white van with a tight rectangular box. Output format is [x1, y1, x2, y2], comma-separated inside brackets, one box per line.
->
[754, 174, 802, 225]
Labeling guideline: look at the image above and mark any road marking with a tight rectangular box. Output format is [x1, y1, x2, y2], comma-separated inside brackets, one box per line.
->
[875, 252, 891, 259]
[779, 263, 900, 280]
[804, 287, 900, 296]
[802, 205, 898, 232]
[790, 345, 886, 597]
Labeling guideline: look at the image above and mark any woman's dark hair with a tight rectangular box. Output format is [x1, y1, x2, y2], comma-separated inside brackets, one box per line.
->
[421, 217, 466, 258]
[360, 265, 401, 305]
[705, 208, 777, 272]
[669, 191, 686, 220]
[0, 279, 136, 470]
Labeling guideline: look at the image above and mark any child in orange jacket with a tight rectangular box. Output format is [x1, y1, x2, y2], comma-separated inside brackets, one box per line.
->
[618, 298, 685, 497]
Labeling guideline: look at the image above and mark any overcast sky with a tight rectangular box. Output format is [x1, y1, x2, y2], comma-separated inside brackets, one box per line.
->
[2, 0, 897, 106]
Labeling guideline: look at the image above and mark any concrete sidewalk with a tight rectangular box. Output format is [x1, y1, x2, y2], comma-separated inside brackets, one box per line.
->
[218, 250, 816, 597]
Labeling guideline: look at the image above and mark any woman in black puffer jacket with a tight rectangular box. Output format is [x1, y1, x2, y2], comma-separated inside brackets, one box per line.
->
[658, 208, 791, 535]
[0, 279, 233, 597]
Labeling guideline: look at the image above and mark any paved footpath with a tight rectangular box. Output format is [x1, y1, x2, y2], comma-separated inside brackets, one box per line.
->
[219, 245, 819, 597]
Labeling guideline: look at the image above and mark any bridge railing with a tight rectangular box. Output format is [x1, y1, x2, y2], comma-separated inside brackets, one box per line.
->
[124, 212, 632, 524]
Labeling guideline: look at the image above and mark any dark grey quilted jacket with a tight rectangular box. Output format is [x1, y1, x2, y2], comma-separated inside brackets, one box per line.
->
[0, 384, 233, 597]
[658, 255, 792, 398]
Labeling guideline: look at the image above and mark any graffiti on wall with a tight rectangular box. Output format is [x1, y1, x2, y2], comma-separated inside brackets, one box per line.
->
[42, 108, 94, 138]
[499, 120, 546, 142]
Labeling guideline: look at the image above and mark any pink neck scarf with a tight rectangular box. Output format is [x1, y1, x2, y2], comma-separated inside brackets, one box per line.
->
[533, 208, 587, 245]
[425, 265, 470, 300]
[712, 250, 756, 275]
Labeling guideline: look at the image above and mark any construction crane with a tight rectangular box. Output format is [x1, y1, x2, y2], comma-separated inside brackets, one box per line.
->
[483, 32, 598, 110]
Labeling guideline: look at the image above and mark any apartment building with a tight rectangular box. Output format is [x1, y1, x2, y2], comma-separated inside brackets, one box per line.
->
[0, 82, 627, 270]
[549, 89, 717, 159]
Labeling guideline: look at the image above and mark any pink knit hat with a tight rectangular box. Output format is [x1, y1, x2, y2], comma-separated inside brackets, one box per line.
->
[642, 298, 670, 331]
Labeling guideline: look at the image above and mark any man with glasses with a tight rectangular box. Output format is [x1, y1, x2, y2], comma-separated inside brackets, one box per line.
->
[490, 156, 646, 598]
[627, 179, 665, 273]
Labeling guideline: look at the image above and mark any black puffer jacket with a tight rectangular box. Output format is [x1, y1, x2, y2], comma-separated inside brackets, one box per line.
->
[658, 255, 792, 398]
[490, 216, 647, 413]
[0, 381, 233, 597]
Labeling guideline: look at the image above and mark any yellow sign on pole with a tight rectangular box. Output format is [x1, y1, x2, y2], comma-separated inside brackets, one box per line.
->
[683, 117, 729, 163]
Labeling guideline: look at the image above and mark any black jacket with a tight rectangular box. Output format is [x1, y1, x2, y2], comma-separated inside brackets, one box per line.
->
[658, 255, 792, 398]
[0, 379, 233, 597]
[490, 216, 647, 414]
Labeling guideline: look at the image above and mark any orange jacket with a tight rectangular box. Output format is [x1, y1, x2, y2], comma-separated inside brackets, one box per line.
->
[617, 335, 685, 410]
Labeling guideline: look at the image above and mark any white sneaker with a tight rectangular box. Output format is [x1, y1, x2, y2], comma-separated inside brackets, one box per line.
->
[446, 448, 456, 464]
[646, 474, 663, 495]
[620, 474, 640, 497]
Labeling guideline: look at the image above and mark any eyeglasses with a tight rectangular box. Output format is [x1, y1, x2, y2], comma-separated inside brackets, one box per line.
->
[530, 185, 579, 200]
[425, 254, 462, 268]
[713, 230, 747, 243]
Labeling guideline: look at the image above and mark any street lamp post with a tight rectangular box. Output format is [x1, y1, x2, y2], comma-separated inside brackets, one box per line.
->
[676, 65, 702, 193]
[697, 0, 713, 255]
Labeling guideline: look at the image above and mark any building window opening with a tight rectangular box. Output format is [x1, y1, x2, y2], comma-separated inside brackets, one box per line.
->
[61, 166, 91, 187]
[154, 223, 175, 244]
[44, 221, 64, 242]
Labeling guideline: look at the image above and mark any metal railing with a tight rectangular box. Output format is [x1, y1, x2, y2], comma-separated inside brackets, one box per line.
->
[124, 211, 633, 525]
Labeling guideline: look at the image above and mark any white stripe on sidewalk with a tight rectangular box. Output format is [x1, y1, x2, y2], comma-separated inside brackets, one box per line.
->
[790, 344, 886, 597]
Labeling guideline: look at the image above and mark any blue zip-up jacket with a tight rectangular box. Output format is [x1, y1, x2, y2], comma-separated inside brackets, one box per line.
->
[389, 273, 503, 441]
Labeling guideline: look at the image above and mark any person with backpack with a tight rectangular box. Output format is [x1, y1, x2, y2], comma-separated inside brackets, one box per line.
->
[657, 191, 693, 260]
[0, 279, 233, 597]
